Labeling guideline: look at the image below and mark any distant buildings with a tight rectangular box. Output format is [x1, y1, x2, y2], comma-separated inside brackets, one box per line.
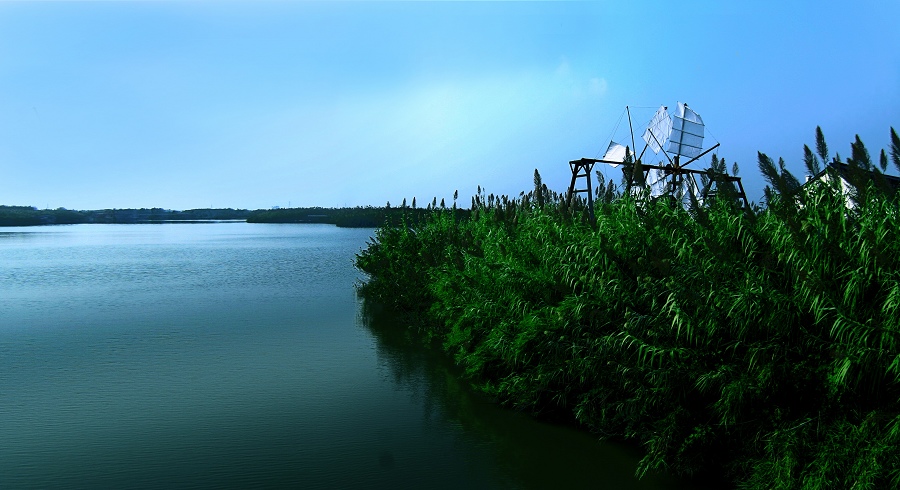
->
[803, 161, 900, 208]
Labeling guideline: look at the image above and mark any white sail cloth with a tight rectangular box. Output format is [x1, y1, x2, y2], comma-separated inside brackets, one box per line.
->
[601, 141, 628, 167]
[667, 102, 705, 159]
[641, 106, 672, 154]
[646, 168, 668, 197]
[613, 102, 709, 198]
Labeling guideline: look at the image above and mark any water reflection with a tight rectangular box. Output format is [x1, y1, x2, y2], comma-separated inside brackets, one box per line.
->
[359, 300, 693, 490]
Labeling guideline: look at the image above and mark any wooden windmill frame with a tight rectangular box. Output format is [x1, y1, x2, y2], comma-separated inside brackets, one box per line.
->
[567, 104, 749, 214]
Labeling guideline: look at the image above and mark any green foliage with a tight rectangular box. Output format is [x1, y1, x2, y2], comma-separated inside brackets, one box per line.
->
[804, 144, 822, 177]
[246, 206, 454, 228]
[851, 135, 873, 170]
[356, 130, 900, 488]
[593, 170, 618, 205]
[758, 152, 802, 205]
[0, 205, 89, 226]
[0, 207, 251, 226]
[890, 127, 900, 173]
[816, 126, 829, 166]
[534, 168, 545, 208]
[701, 153, 743, 210]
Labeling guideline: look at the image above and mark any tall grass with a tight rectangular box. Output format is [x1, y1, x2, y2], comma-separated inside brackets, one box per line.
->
[355, 130, 900, 488]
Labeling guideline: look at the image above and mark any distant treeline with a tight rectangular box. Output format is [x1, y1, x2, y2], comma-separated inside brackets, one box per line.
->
[0, 206, 251, 226]
[0, 204, 465, 228]
[356, 128, 900, 488]
[247, 203, 470, 228]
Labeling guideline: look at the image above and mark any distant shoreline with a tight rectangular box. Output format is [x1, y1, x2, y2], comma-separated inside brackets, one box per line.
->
[0, 204, 457, 229]
[0, 206, 251, 227]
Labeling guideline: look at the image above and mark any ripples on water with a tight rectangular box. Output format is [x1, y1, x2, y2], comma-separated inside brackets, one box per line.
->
[0, 223, 690, 489]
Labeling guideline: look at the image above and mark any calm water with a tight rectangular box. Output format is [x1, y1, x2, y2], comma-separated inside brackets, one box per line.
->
[0, 223, 689, 489]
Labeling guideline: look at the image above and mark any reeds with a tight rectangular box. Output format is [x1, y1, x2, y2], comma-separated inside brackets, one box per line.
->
[355, 130, 900, 488]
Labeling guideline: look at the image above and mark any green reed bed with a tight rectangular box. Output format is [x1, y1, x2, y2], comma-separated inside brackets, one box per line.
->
[355, 129, 900, 488]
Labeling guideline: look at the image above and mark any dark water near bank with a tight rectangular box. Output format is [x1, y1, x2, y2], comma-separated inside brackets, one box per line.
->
[0, 223, 689, 489]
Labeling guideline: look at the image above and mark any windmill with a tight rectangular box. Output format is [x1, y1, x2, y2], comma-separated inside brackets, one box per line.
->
[567, 103, 749, 213]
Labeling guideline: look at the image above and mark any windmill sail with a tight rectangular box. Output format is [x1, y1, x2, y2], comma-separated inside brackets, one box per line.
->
[667, 102, 704, 159]
[586, 102, 745, 208]
[645, 168, 668, 197]
[601, 141, 628, 167]
[641, 105, 672, 154]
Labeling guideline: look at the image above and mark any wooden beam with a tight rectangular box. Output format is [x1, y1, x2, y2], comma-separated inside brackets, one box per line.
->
[679, 143, 720, 168]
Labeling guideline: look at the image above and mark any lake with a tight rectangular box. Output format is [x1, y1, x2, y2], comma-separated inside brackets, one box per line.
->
[0, 223, 691, 489]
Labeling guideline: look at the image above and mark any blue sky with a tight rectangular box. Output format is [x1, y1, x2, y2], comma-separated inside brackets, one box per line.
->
[0, 1, 897, 210]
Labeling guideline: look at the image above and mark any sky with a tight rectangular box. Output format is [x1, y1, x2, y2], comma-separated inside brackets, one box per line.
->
[0, 1, 897, 211]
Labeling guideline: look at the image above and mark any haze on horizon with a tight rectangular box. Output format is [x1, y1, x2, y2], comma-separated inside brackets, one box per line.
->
[0, 1, 897, 211]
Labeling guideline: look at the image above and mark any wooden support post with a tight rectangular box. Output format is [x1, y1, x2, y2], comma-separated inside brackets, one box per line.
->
[734, 177, 751, 210]
[567, 158, 596, 221]
[698, 174, 751, 210]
